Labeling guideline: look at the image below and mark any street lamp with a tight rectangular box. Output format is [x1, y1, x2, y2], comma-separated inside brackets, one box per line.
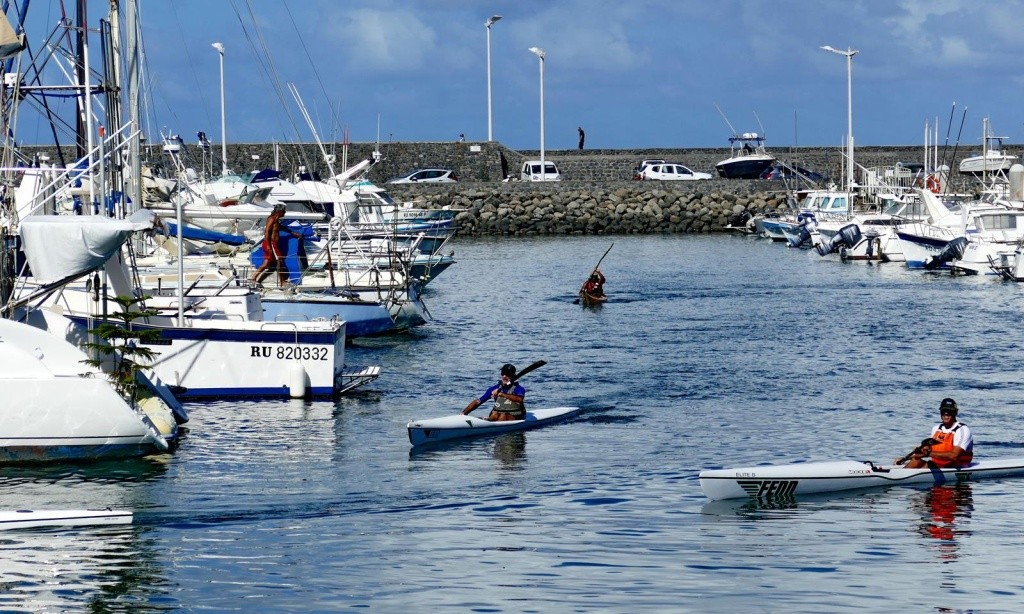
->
[485, 15, 502, 142]
[212, 42, 228, 176]
[820, 45, 858, 191]
[529, 46, 545, 174]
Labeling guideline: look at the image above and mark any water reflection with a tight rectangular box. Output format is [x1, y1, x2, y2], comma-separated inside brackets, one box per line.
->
[492, 432, 526, 469]
[911, 483, 974, 560]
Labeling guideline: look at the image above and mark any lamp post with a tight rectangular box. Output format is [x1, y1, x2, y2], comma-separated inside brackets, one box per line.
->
[529, 46, 545, 174]
[212, 42, 228, 176]
[485, 15, 502, 142]
[820, 45, 857, 192]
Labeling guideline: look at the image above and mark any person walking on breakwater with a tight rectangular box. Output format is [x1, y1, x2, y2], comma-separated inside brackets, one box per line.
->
[462, 363, 526, 422]
[896, 398, 974, 468]
[252, 205, 301, 288]
[578, 126, 585, 150]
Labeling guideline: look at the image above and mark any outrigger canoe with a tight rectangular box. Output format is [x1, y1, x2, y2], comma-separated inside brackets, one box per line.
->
[699, 458, 1024, 501]
[408, 406, 580, 446]
[0, 509, 133, 530]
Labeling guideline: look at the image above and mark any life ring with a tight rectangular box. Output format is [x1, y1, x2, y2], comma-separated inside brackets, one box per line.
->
[926, 175, 941, 193]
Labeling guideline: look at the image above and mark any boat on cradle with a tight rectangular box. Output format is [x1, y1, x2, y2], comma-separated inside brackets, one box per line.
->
[699, 458, 1024, 501]
[959, 117, 1016, 176]
[407, 406, 581, 446]
[715, 132, 775, 179]
[0, 509, 132, 530]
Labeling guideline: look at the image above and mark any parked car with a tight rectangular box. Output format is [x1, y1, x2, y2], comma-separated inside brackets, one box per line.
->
[632, 159, 666, 175]
[759, 165, 825, 182]
[388, 168, 458, 184]
[520, 160, 561, 182]
[634, 162, 712, 181]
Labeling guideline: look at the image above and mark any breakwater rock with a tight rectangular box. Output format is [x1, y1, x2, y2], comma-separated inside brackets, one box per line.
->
[388, 182, 792, 235]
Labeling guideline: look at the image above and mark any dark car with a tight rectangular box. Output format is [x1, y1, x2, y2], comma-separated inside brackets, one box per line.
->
[760, 165, 825, 182]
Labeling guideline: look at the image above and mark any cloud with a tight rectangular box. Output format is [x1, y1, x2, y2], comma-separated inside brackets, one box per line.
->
[327, 9, 439, 72]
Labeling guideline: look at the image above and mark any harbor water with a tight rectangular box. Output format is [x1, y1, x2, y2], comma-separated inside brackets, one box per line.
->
[4, 234, 1024, 611]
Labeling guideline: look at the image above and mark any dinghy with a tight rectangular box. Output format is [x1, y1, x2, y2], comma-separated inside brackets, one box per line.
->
[0, 509, 133, 530]
[408, 406, 580, 446]
[699, 458, 1024, 501]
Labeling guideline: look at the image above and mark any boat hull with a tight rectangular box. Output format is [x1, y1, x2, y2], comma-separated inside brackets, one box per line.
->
[715, 155, 774, 179]
[579, 291, 607, 306]
[407, 406, 580, 446]
[0, 509, 133, 530]
[699, 458, 1024, 500]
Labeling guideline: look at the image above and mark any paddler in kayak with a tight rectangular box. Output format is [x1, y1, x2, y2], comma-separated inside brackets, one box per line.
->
[461, 363, 526, 422]
[580, 268, 606, 300]
[896, 398, 974, 468]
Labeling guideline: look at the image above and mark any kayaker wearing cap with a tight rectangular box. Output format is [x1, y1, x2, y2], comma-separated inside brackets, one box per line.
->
[251, 204, 301, 288]
[896, 398, 974, 468]
[462, 363, 526, 422]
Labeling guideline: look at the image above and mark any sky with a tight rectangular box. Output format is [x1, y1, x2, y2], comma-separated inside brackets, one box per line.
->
[15, 0, 1024, 151]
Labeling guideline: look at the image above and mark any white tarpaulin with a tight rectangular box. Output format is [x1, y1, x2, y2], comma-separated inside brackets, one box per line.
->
[19, 211, 155, 282]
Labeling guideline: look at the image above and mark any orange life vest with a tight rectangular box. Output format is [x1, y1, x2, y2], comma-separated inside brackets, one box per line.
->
[930, 423, 973, 467]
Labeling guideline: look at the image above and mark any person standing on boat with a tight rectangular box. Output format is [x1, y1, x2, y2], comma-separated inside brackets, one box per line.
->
[462, 363, 526, 422]
[251, 205, 301, 288]
[897, 398, 974, 468]
[581, 268, 606, 298]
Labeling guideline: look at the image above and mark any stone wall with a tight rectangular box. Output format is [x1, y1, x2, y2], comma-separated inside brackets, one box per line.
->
[386, 182, 789, 236]
[19, 140, 991, 236]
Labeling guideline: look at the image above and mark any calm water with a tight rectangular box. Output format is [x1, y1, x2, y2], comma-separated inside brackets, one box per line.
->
[4, 234, 1024, 612]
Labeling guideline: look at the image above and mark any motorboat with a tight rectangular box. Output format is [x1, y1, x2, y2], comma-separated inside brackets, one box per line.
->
[715, 132, 775, 179]
[959, 118, 1016, 176]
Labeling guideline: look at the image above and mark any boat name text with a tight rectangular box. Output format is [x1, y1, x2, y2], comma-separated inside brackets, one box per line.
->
[250, 346, 330, 360]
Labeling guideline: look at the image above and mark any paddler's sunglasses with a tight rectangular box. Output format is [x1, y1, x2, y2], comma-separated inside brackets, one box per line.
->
[940, 410, 955, 416]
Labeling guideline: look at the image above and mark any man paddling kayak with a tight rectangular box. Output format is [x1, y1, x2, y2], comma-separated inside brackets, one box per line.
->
[462, 364, 526, 422]
[896, 398, 974, 468]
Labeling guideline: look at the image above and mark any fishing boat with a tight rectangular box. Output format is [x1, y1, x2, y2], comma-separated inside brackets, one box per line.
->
[0, 509, 133, 530]
[699, 458, 1024, 501]
[407, 406, 581, 446]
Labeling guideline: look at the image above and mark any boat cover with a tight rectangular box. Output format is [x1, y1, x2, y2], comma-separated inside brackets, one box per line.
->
[19, 210, 155, 282]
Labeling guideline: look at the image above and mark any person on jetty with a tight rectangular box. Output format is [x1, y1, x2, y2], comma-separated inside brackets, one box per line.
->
[462, 363, 526, 422]
[580, 268, 606, 298]
[578, 126, 585, 150]
[896, 398, 974, 468]
[251, 205, 302, 288]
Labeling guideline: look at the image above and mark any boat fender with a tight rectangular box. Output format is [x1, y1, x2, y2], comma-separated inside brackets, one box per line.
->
[289, 361, 309, 398]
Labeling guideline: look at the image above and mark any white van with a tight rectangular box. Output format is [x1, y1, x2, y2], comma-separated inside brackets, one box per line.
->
[520, 160, 561, 182]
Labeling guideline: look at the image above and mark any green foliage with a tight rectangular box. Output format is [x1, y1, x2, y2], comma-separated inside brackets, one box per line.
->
[80, 295, 161, 404]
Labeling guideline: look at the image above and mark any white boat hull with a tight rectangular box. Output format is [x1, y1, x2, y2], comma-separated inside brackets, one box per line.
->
[407, 406, 580, 446]
[0, 509, 132, 530]
[699, 458, 1024, 500]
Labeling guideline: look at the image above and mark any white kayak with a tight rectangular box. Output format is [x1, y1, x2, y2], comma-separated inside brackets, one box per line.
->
[699, 458, 1024, 501]
[408, 406, 581, 446]
[0, 509, 133, 530]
